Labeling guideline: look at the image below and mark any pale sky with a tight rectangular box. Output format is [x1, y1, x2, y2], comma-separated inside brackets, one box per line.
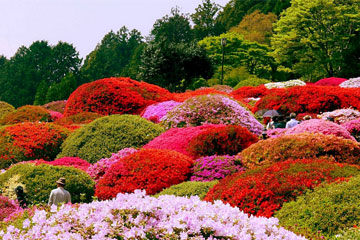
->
[0, 0, 229, 59]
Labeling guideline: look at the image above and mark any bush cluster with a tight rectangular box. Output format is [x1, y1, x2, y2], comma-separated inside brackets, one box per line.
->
[57, 115, 163, 163]
[95, 149, 193, 200]
[205, 159, 360, 217]
[314, 77, 347, 86]
[0, 101, 15, 120]
[42, 100, 67, 113]
[319, 108, 360, 124]
[54, 112, 103, 130]
[0, 105, 51, 125]
[231, 85, 269, 100]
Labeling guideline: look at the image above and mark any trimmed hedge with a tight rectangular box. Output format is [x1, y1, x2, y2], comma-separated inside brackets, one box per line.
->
[57, 115, 164, 163]
[0, 105, 51, 125]
[0, 163, 95, 204]
[0, 101, 15, 120]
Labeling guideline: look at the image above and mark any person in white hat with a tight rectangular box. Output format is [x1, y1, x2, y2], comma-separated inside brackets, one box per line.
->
[48, 177, 71, 206]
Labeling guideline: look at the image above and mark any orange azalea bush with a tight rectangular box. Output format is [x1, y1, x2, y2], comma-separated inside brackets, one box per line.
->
[54, 112, 103, 130]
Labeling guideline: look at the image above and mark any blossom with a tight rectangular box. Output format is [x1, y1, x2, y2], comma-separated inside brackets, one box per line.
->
[340, 77, 360, 88]
[141, 100, 181, 123]
[264, 79, 306, 89]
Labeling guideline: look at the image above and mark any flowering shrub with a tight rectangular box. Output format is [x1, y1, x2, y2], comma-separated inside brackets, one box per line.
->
[54, 111, 103, 130]
[0, 195, 20, 221]
[144, 125, 223, 157]
[172, 88, 229, 102]
[205, 159, 360, 217]
[342, 118, 360, 137]
[46, 157, 90, 171]
[314, 77, 347, 86]
[0, 105, 51, 125]
[191, 155, 244, 182]
[340, 77, 360, 88]
[0, 123, 70, 169]
[187, 125, 259, 157]
[0, 163, 94, 204]
[49, 111, 63, 121]
[0, 190, 305, 239]
[319, 108, 360, 124]
[266, 128, 287, 138]
[140, 100, 181, 123]
[95, 149, 193, 199]
[231, 85, 269, 100]
[57, 115, 163, 163]
[161, 94, 263, 135]
[295, 112, 319, 121]
[238, 133, 360, 169]
[264, 79, 306, 89]
[87, 148, 138, 182]
[64, 77, 172, 116]
[208, 85, 233, 93]
[0, 101, 15, 120]
[42, 100, 67, 113]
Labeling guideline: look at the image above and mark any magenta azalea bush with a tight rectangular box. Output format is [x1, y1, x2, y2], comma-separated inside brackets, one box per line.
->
[49, 157, 91, 171]
[87, 148, 138, 182]
[342, 118, 360, 136]
[191, 155, 245, 182]
[0, 190, 306, 239]
[141, 100, 181, 123]
[49, 111, 63, 122]
[161, 94, 263, 135]
[319, 108, 360, 124]
[0, 195, 21, 221]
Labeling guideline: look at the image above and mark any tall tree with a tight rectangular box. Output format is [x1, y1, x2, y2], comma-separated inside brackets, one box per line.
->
[191, 0, 221, 40]
[271, 0, 360, 80]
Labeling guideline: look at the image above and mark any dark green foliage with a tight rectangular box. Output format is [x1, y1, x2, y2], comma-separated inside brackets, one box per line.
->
[276, 174, 360, 239]
[155, 181, 218, 200]
[0, 163, 95, 204]
[57, 115, 164, 163]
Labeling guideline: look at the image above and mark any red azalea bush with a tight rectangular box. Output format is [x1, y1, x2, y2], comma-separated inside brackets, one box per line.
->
[296, 113, 319, 121]
[314, 77, 347, 86]
[253, 86, 360, 114]
[204, 159, 360, 217]
[0, 105, 51, 125]
[0, 122, 70, 169]
[231, 85, 269, 100]
[95, 149, 193, 199]
[143, 125, 224, 158]
[187, 125, 259, 158]
[172, 88, 229, 102]
[0, 195, 21, 221]
[238, 133, 360, 169]
[43, 100, 67, 113]
[54, 112, 103, 130]
[64, 77, 172, 116]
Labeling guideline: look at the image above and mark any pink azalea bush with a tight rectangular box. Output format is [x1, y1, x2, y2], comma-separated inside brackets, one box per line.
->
[342, 118, 360, 136]
[0, 195, 21, 221]
[266, 128, 287, 138]
[314, 77, 347, 86]
[161, 94, 263, 135]
[319, 108, 360, 124]
[191, 155, 245, 182]
[141, 100, 181, 123]
[0, 190, 306, 239]
[87, 148, 138, 181]
[49, 111, 63, 122]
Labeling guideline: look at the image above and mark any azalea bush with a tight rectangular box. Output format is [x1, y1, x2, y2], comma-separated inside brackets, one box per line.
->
[0, 163, 95, 204]
[187, 125, 259, 157]
[0, 190, 306, 239]
[340, 77, 360, 88]
[314, 77, 347, 86]
[238, 133, 360, 169]
[264, 79, 306, 89]
[0, 195, 20, 221]
[64, 77, 172, 116]
[208, 85, 233, 93]
[276, 174, 360, 239]
[54, 112, 103, 130]
[172, 88, 229, 102]
[0, 105, 51, 125]
[87, 148, 138, 182]
[205, 159, 360, 218]
[0, 101, 15, 120]
[95, 149, 193, 199]
[0, 122, 70, 169]
[342, 118, 360, 137]
[45, 157, 91, 171]
[231, 85, 269, 100]
[49, 111, 63, 122]
[42, 100, 67, 113]
[155, 181, 218, 199]
[57, 115, 163, 163]
[161, 94, 263, 135]
[191, 155, 244, 182]
[319, 108, 360, 124]
[140, 100, 180, 123]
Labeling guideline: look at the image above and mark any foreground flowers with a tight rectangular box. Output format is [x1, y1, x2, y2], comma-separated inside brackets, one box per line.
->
[0, 191, 306, 240]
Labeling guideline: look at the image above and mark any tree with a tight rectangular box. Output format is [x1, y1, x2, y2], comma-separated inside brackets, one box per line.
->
[80, 26, 143, 83]
[138, 41, 213, 92]
[191, 0, 221, 40]
[230, 10, 277, 45]
[271, 0, 360, 80]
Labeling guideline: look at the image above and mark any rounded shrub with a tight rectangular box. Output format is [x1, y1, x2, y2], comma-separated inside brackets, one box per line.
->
[187, 125, 259, 158]
[57, 115, 164, 163]
[155, 180, 218, 200]
[209, 85, 233, 93]
[0, 163, 95, 204]
[0, 123, 70, 169]
[234, 78, 271, 89]
[95, 149, 193, 200]
[276, 174, 360, 239]
[231, 85, 269, 100]
[342, 118, 360, 138]
[205, 159, 360, 218]
[238, 133, 360, 169]
[141, 100, 181, 123]
[64, 77, 172, 116]
[54, 112, 103, 130]
[172, 88, 229, 102]
[319, 108, 360, 124]
[42, 100, 67, 113]
[46, 157, 91, 171]
[0, 105, 51, 125]
[161, 94, 263, 135]
[0, 195, 20, 221]
[314, 77, 347, 86]
[49, 111, 63, 122]
[0, 101, 15, 120]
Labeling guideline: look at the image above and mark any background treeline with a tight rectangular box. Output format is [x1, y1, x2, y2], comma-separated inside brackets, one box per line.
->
[0, 0, 359, 108]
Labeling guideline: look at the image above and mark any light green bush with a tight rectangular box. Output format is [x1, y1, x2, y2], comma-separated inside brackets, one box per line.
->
[234, 77, 271, 89]
[0, 101, 15, 120]
[57, 114, 164, 163]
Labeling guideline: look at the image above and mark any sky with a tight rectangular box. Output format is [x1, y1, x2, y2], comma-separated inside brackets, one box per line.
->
[0, 0, 229, 59]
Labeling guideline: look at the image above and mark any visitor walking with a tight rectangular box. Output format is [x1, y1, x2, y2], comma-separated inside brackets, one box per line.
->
[286, 113, 299, 128]
[48, 177, 71, 206]
[15, 186, 28, 208]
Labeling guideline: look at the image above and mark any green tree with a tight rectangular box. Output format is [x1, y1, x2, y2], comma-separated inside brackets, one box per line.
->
[120, 43, 146, 80]
[271, 0, 360, 80]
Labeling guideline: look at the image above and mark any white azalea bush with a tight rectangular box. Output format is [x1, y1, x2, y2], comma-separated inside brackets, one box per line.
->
[319, 108, 360, 124]
[265, 79, 306, 89]
[339, 77, 360, 88]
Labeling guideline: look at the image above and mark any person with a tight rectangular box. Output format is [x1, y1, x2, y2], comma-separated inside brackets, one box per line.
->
[48, 177, 71, 206]
[15, 186, 28, 208]
[286, 113, 299, 128]
[303, 115, 312, 121]
[274, 115, 286, 128]
[266, 116, 276, 130]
